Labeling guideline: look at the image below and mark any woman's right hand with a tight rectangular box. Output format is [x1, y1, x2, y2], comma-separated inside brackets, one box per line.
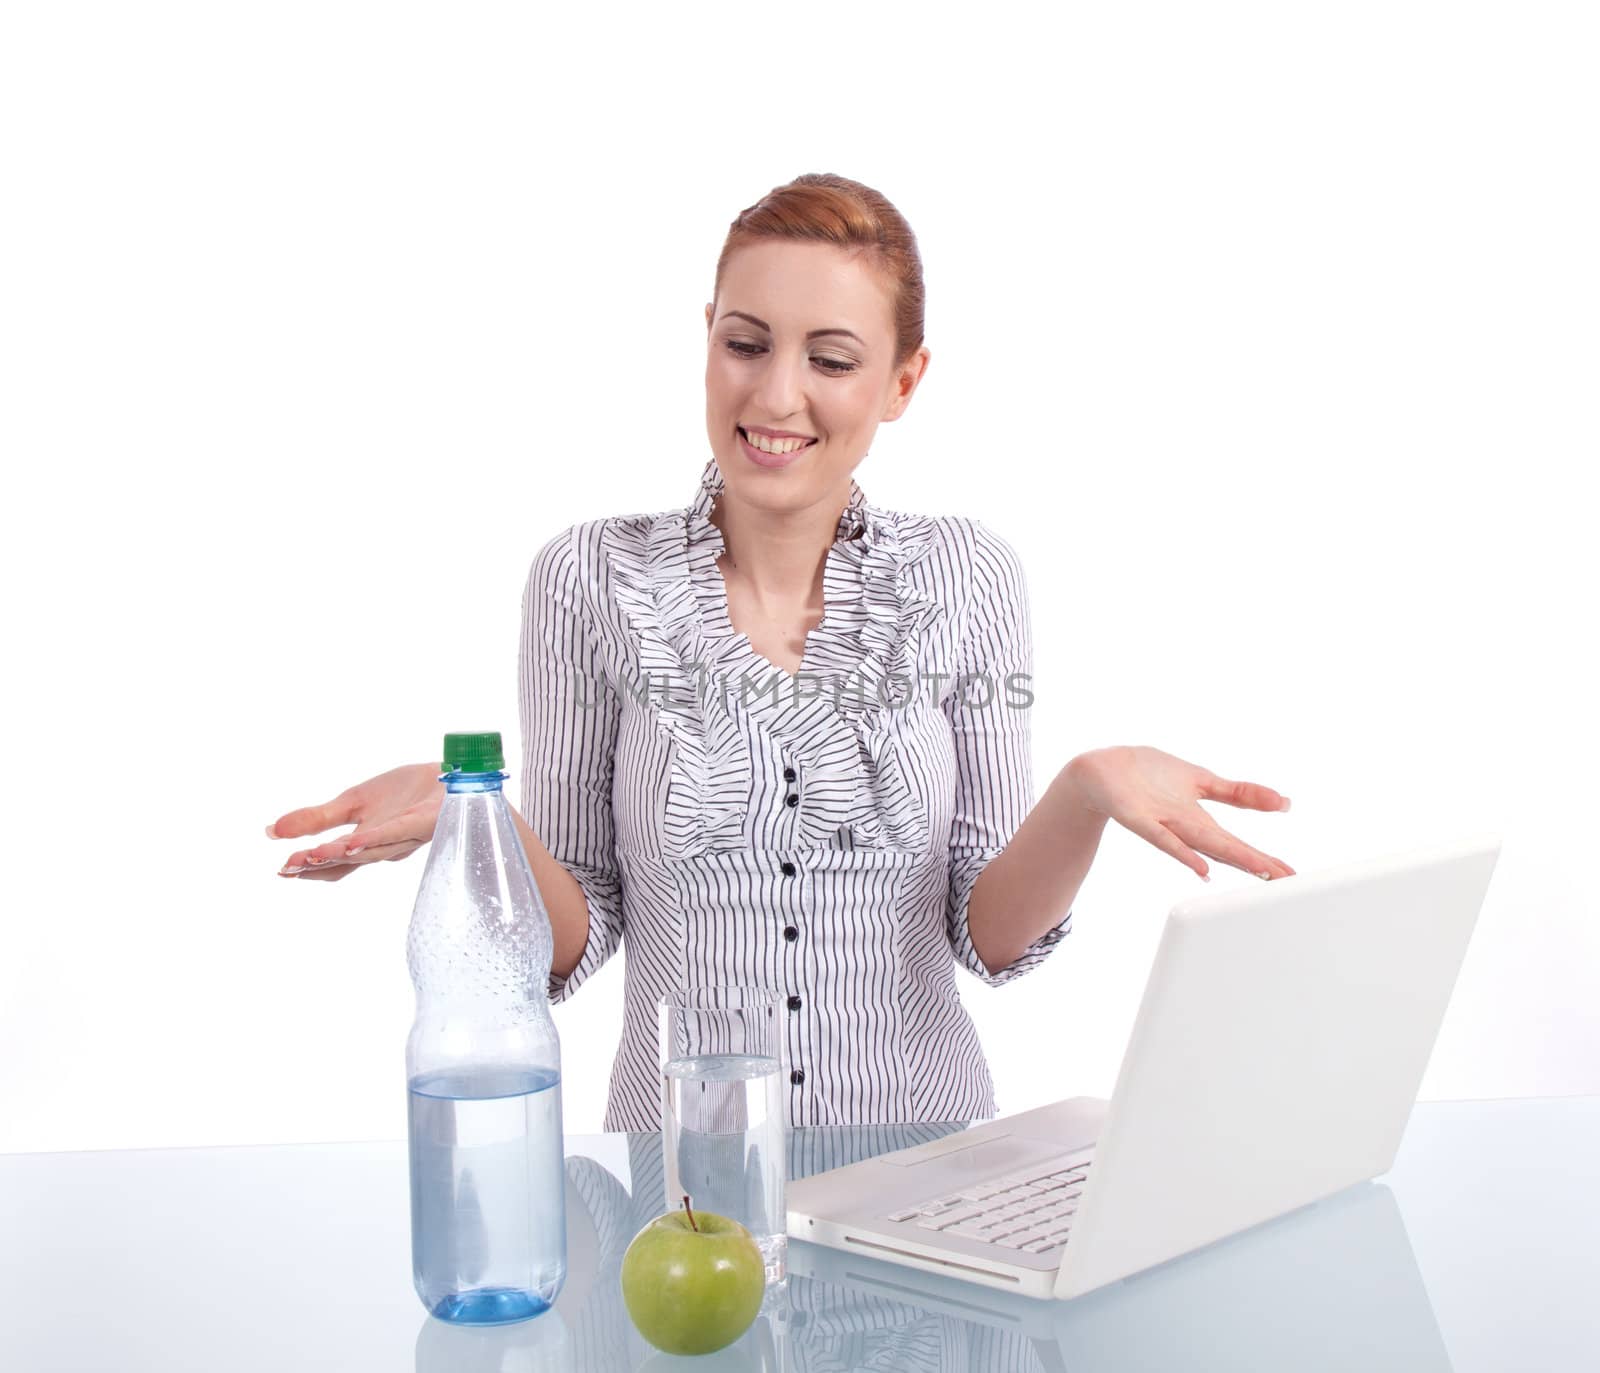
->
[266, 761, 445, 881]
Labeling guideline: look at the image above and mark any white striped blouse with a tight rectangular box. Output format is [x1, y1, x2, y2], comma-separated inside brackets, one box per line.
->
[517, 457, 1071, 1133]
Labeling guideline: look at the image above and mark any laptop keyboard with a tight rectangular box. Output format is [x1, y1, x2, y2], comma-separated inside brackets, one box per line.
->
[883, 1156, 1093, 1253]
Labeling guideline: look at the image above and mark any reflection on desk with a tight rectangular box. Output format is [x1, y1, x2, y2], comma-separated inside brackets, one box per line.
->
[485, 1122, 1447, 1373]
[5, 1100, 1598, 1371]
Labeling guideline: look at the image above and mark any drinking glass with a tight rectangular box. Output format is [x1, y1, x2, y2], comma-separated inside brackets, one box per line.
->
[658, 986, 787, 1285]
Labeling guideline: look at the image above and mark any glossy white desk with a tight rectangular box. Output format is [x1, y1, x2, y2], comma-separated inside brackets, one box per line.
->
[2, 1098, 1596, 1370]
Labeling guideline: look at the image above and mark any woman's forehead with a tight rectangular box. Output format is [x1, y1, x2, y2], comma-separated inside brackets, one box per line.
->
[717, 242, 894, 331]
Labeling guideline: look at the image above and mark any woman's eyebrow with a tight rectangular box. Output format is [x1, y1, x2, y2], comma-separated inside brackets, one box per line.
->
[723, 310, 864, 345]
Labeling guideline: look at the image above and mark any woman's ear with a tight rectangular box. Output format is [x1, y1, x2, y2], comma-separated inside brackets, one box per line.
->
[885, 346, 931, 421]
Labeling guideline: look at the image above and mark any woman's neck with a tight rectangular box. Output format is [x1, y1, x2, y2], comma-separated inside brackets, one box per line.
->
[710, 486, 850, 614]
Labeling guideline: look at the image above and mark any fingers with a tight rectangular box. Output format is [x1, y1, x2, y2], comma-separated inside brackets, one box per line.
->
[277, 840, 420, 877]
[281, 809, 431, 871]
[276, 838, 353, 872]
[327, 807, 434, 858]
[266, 791, 361, 841]
[1203, 775, 1291, 813]
[1125, 817, 1212, 881]
[1165, 813, 1295, 880]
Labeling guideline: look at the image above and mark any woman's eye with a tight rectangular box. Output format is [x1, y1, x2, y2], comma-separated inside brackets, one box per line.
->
[723, 340, 856, 373]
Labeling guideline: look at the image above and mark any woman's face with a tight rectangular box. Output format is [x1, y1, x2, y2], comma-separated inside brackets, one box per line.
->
[704, 240, 930, 517]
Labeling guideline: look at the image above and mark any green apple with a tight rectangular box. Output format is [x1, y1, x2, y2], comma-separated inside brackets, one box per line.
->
[620, 1196, 764, 1356]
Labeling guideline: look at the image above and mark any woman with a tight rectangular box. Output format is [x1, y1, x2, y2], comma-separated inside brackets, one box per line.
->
[267, 173, 1294, 1133]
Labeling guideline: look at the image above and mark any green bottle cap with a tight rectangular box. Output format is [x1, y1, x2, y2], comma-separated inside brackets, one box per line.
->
[441, 731, 506, 774]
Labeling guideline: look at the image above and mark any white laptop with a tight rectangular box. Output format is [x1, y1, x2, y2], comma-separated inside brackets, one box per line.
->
[789, 1180, 1452, 1370]
[787, 832, 1501, 1301]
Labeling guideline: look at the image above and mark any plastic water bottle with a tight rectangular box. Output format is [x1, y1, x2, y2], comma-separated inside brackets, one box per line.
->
[406, 730, 567, 1325]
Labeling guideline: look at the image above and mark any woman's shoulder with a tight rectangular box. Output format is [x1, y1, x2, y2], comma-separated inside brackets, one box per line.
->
[526, 506, 676, 574]
[872, 504, 1027, 595]
[523, 507, 697, 647]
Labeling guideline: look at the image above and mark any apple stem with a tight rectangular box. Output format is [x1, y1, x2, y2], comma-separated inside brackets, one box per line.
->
[682, 1194, 699, 1232]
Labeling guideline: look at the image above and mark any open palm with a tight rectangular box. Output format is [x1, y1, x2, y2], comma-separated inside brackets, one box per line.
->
[1066, 745, 1294, 882]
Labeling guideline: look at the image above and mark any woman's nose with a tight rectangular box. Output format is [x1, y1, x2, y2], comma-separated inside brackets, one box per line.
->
[753, 348, 809, 421]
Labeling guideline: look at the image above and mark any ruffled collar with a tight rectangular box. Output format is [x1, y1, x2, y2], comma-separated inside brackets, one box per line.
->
[599, 455, 947, 854]
[680, 457, 913, 695]
[684, 456, 881, 551]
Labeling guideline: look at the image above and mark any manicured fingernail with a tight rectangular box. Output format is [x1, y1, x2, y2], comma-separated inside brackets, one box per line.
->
[346, 846, 365, 857]
[1201, 871, 1211, 883]
[305, 856, 329, 866]
[1256, 871, 1272, 881]
[278, 865, 304, 876]
[1279, 798, 1292, 812]
[265, 824, 280, 839]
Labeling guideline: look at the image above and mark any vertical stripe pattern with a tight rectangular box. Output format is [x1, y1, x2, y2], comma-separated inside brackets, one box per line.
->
[518, 459, 1071, 1133]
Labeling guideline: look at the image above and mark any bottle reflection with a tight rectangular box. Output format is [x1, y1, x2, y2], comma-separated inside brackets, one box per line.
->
[414, 1307, 570, 1373]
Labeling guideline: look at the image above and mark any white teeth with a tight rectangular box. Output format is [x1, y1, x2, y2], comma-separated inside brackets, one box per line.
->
[743, 429, 812, 455]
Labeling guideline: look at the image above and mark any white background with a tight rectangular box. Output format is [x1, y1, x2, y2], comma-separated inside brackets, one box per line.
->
[2, 1, 1594, 1154]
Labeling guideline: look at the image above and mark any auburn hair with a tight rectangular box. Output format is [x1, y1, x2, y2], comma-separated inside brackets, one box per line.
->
[711, 173, 926, 372]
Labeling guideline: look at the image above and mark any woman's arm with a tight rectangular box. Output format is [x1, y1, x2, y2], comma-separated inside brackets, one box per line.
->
[512, 804, 594, 984]
[518, 526, 628, 999]
[966, 757, 1107, 977]
[969, 745, 1296, 975]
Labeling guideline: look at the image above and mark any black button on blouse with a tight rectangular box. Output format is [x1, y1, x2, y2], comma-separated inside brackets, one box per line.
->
[518, 456, 1075, 1134]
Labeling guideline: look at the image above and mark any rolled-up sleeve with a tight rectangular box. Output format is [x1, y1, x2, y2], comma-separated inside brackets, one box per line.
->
[518, 524, 626, 1004]
[942, 522, 1072, 987]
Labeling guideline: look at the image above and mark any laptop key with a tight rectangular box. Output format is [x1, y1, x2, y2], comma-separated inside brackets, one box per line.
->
[918, 1206, 984, 1231]
[1022, 1237, 1060, 1253]
[991, 1231, 1037, 1249]
[886, 1207, 921, 1222]
[1014, 1220, 1061, 1243]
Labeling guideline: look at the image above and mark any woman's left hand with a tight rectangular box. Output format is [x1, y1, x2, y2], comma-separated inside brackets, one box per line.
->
[1064, 746, 1295, 882]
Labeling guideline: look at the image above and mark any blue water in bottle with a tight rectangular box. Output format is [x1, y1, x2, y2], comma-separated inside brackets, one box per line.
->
[408, 1066, 565, 1322]
[406, 732, 566, 1324]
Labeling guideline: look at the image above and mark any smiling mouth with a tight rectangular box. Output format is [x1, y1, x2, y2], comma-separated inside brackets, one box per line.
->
[737, 427, 818, 451]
